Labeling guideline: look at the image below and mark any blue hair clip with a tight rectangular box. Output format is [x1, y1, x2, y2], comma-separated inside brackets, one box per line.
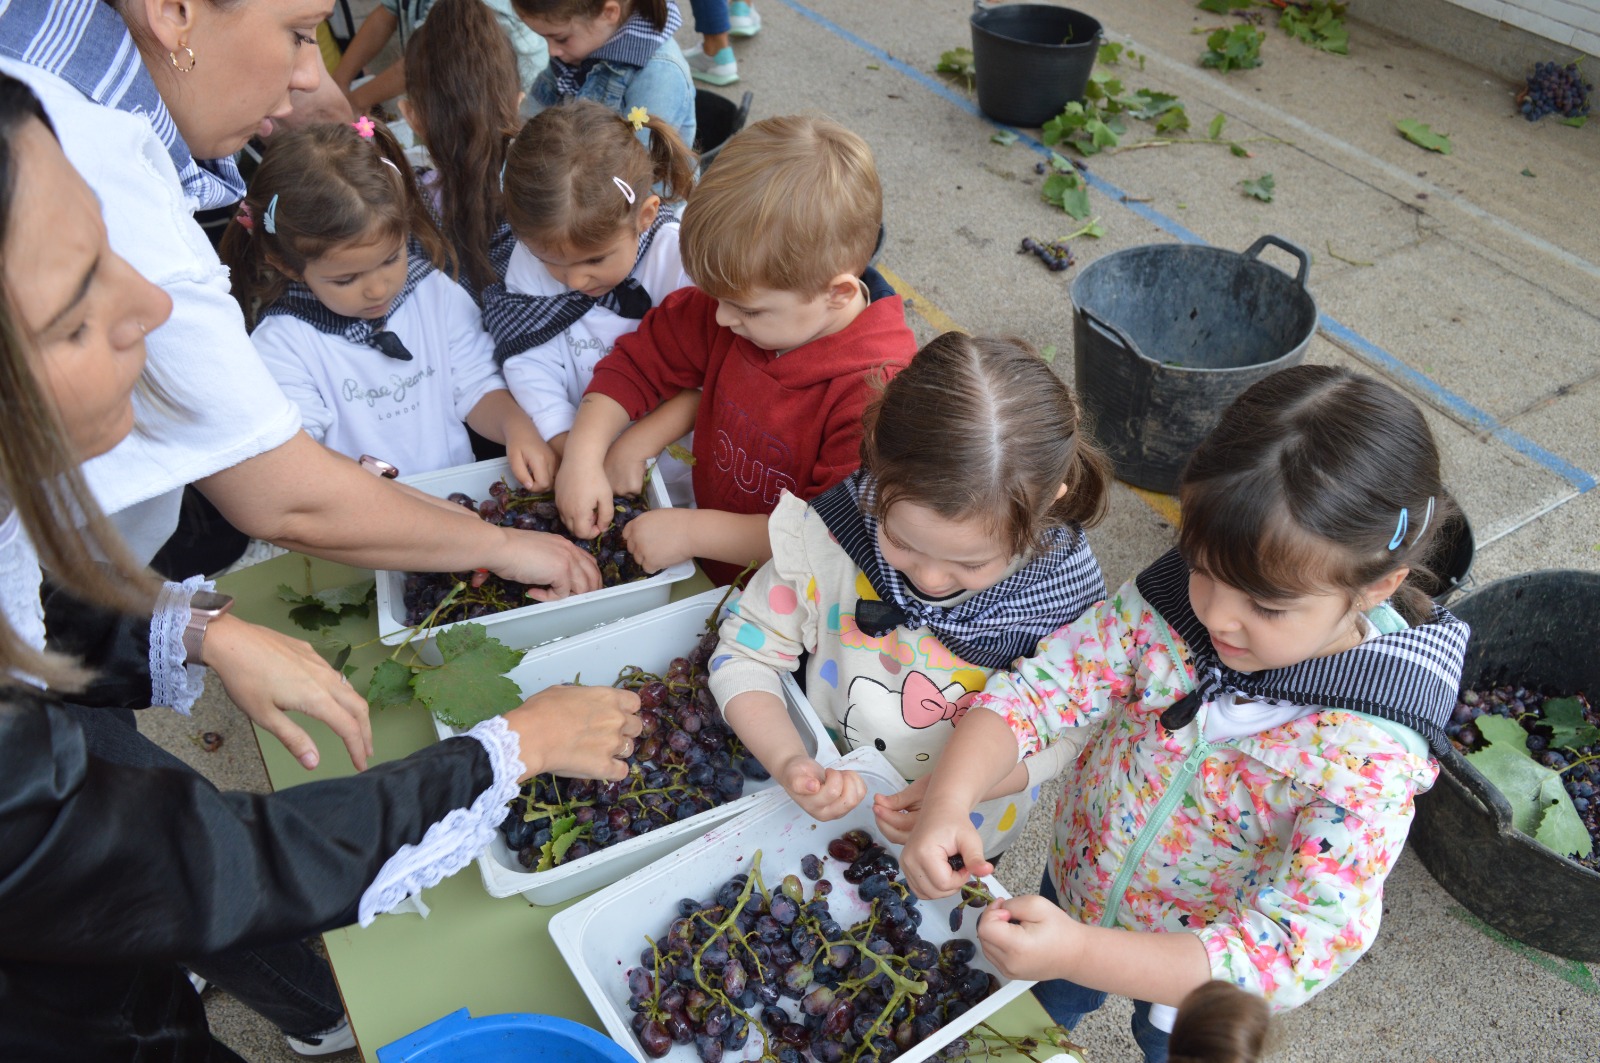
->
[263, 194, 279, 235]
[1387, 507, 1409, 551]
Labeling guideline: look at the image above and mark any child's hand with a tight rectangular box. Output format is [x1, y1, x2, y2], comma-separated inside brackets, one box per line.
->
[900, 804, 992, 900]
[780, 755, 868, 821]
[621, 509, 695, 573]
[504, 420, 558, 492]
[872, 775, 930, 845]
[603, 438, 655, 498]
[554, 459, 616, 540]
[976, 894, 1081, 983]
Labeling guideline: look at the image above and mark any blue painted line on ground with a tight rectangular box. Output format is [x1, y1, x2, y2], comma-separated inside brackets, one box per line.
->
[773, 0, 1597, 494]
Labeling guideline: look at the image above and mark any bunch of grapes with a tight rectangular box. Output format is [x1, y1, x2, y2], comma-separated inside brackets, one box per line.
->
[1449, 685, 1599, 870]
[402, 479, 652, 626]
[623, 829, 998, 1063]
[500, 628, 771, 870]
[1017, 237, 1075, 273]
[1518, 60, 1592, 121]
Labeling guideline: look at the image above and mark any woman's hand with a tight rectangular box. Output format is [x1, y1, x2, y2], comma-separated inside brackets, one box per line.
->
[504, 684, 643, 782]
[778, 755, 867, 821]
[554, 457, 617, 540]
[503, 416, 558, 492]
[871, 774, 930, 845]
[621, 509, 695, 574]
[900, 800, 992, 900]
[200, 615, 373, 771]
[976, 894, 1080, 983]
[491, 530, 602, 600]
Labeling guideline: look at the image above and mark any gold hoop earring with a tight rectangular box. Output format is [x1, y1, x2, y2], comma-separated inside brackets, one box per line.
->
[169, 46, 197, 73]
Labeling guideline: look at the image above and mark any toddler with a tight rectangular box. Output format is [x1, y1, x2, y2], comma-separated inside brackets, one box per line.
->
[554, 115, 917, 584]
[221, 119, 549, 486]
[515, 0, 696, 146]
[708, 334, 1111, 856]
[902, 365, 1470, 1061]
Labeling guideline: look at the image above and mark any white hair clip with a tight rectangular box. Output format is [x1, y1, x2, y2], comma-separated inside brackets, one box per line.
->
[613, 176, 636, 205]
[380, 157, 402, 175]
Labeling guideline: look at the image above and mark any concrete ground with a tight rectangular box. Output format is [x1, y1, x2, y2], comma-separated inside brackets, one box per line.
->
[158, 0, 1600, 1058]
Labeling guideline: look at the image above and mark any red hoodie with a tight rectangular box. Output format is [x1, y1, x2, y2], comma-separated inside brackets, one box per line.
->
[587, 287, 916, 583]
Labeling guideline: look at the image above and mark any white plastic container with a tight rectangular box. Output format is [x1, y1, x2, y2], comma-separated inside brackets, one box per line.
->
[550, 747, 1034, 1063]
[375, 457, 695, 662]
[434, 589, 839, 905]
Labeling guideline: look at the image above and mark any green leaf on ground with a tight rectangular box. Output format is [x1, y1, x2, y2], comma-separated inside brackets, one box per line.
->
[367, 657, 421, 713]
[413, 623, 527, 729]
[1098, 41, 1146, 69]
[1395, 118, 1452, 154]
[1041, 171, 1092, 219]
[1208, 112, 1228, 140]
[1521, 168, 1536, 177]
[1039, 344, 1058, 364]
[1534, 774, 1595, 858]
[1543, 697, 1600, 751]
[1202, 25, 1265, 72]
[1196, 0, 1252, 12]
[936, 47, 976, 91]
[276, 580, 376, 632]
[1280, 0, 1348, 55]
[1559, 115, 1588, 128]
[1241, 173, 1276, 201]
[991, 129, 1019, 146]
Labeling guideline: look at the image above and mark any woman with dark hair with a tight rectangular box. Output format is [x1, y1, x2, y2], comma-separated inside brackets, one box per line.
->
[0, 73, 643, 1063]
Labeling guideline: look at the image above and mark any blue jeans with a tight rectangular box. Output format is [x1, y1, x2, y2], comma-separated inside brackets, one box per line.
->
[1033, 871, 1170, 1063]
[689, 0, 730, 36]
[62, 706, 345, 1040]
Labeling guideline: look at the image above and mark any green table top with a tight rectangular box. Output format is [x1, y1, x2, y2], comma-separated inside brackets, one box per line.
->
[218, 553, 1054, 1059]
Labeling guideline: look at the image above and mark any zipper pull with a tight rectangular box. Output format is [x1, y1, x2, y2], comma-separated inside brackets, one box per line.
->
[1160, 690, 1203, 732]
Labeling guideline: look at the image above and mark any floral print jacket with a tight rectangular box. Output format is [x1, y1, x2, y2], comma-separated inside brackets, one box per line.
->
[973, 579, 1439, 1012]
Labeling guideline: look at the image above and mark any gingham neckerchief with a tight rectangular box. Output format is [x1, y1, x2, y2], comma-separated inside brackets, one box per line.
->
[0, 0, 245, 212]
[479, 210, 667, 363]
[811, 471, 1106, 671]
[548, 1, 683, 95]
[1135, 547, 1469, 755]
[258, 244, 434, 361]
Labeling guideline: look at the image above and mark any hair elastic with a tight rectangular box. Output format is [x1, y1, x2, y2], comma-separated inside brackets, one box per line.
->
[262, 194, 279, 235]
[235, 203, 254, 231]
[612, 176, 636, 205]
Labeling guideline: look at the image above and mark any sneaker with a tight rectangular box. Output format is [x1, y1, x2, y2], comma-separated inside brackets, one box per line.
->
[687, 46, 739, 86]
[286, 1015, 357, 1057]
[728, 1, 761, 36]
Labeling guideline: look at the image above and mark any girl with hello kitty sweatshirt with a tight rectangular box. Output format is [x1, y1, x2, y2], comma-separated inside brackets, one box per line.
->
[707, 333, 1112, 855]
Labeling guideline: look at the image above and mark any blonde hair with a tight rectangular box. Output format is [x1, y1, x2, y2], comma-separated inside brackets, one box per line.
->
[681, 115, 881, 299]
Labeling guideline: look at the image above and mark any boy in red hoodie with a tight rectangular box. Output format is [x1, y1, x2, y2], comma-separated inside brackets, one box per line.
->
[554, 115, 917, 584]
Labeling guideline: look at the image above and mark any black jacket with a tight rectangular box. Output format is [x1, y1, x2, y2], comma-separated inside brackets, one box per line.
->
[0, 693, 492, 1060]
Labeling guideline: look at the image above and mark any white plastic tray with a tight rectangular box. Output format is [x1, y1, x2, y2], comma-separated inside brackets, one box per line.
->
[434, 589, 838, 905]
[550, 747, 1034, 1063]
[375, 457, 695, 662]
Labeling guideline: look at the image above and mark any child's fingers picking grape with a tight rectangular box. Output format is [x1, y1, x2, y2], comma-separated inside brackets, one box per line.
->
[871, 777, 928, 844]
[975, 895, 1076, 982]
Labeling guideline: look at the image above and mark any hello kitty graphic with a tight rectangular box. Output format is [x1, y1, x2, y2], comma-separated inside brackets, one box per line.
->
[840, 671, 979, 781]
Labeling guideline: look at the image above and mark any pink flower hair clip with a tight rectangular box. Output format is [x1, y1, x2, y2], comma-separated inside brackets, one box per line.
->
[352, 115, 377, 138]
[235, 202, 255, 231]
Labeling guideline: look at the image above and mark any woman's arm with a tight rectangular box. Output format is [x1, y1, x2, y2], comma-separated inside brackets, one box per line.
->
[331, 6, 398, 92]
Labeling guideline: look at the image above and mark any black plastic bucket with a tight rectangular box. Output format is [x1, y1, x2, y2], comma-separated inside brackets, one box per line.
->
[1070, 235, 1318, 495]
[1414, 503, 1475, 604]
[1409, 571, 1600, 961]
[694, 89, 753, 171]
[969, 4, 1101, 127]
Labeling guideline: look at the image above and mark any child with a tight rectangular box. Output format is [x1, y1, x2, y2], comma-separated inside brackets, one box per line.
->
[900, 364, 1471, 1062]
[485, 100, 699, 484]
[401, 0, 524, 299]
[514, 0, 696, 148]
[707, 334, 1111, 857]
[554, 115, 917, 584]
[220, 119, 553, 488]
[333, 0, 435, 116]
[1168, 982, 1272, 1063]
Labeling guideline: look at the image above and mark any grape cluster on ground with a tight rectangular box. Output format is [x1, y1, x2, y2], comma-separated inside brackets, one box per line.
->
[623, 830, 998, 1063]
[1448, 685, 1599, 871]
[1518, 60, 1592, 121]
[500, 628, 770, 870]
[1017, 237, 1075, 272]
[401, 479, 652, 625]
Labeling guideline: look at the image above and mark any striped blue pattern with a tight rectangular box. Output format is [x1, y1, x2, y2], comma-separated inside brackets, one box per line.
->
[0, 0, 244, 211]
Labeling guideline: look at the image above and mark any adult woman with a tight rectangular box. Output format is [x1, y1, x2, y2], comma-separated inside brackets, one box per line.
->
[0, 74, 642, 1062]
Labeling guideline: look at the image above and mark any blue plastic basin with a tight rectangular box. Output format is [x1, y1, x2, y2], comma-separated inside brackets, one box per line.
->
[377, 1009, 638, 1063]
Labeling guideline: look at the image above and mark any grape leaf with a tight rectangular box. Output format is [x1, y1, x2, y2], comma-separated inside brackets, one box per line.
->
[990, 129, 1019, 146]
[1208, 113, 1227, 140]
[1543, 697, 1600, 751]
[935, 47, 976, 91]
[665, 442, 697, 466]
[276, 580, 376, 632]
[1534, 774, 1595, 859]
[1395, 119, 1452, 154]
[1197, 0, 1252, 11]
[536, 814, 579, 872]
[367, 657, 421, 713]
[1041, 172, 1092, 219]
[1467, 715, 1558, 836]
[412, 623, 527, 729]
[1202, 25, 1265, 72]
[1559, 116, 1588, 128]
[1241, 173, 1276, 202]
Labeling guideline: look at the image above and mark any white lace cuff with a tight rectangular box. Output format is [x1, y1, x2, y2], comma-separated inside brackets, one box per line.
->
[150, 576, 214, 715]
[356, 715, 526, 926]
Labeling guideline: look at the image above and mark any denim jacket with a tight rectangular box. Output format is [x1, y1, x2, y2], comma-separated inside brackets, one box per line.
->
[531, 37, 697, 148]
